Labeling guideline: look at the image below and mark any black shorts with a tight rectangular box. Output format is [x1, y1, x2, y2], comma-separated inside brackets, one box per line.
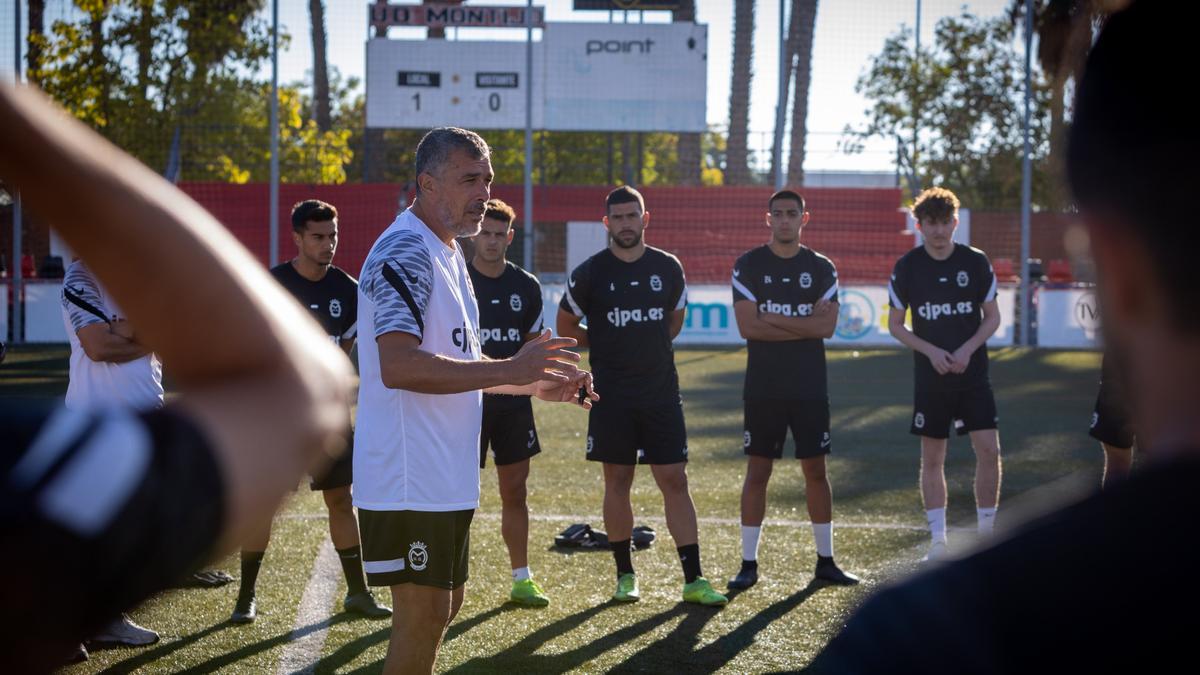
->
[586, 400, 688, 465]
[310, 429, 353, 491]
[479, 396, 541, 468]
[911, 386, 998, 439]
[359, 509, 473, 589]
[743, 398, 832, 459]
[1, 402, 223, 670]
[1090, 380, 1135, 449]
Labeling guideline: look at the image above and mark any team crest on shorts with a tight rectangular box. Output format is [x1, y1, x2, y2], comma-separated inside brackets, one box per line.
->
[1091, 412, 1099, 429]
[956, 271, 969, 288]
[799, 272, 813, 289]
[743, 431, 751, 448]
[408, 541, 429, 571]
[650, 274, 663, 292]
[510, 293, 522, 312]
[914, 412, 926, 429]
[329, 299, 342, 318]
[586, 435, 594, 453]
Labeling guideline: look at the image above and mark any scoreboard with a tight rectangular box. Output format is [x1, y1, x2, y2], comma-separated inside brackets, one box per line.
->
[365, 22, 707, 132]
[366, 39, 545, 130]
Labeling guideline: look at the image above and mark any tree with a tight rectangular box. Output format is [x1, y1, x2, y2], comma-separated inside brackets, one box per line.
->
[1009, 0, 1104, 209]
[785, 0, 818, 187]
[846, 11, 1054, 209]
[673, 0, 702, 186]
[725, 0, 754, 185]
[34, 0, 274, 181]
[26, 0, 46, 86]
[310, 0, 332, 132]
[209, 80, 354, 184]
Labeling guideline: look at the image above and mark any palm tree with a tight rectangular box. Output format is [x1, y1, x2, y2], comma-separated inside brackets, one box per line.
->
[674, 0, 702, 185]
[726, 0, 754, 185]
[786, 0, 818, 187]
[1011, 0, 1102, 208]
[310, 0, 332, 132]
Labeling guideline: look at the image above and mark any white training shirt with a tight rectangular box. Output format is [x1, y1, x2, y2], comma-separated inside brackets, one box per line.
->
[354, 209, 484, 512]
[60, 261, 164, 411]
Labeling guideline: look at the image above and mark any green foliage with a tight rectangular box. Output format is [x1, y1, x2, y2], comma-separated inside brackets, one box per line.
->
[29, 2, 721, 187]
[846, 12, 1055, 209]
[33, 0, 281, 181]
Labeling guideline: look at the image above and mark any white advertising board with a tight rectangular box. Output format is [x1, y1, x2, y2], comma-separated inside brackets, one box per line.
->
[543, 22, 707, 132]
[565, 221, 607, 278]
[24, 281, 68, 343]
[366, 38, 545, 129]
[1037, 287, 1100, 348]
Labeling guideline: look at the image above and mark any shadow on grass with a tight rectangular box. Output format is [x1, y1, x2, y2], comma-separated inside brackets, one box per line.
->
[94, 621, 235, 674]
[610, 580, 825, 673]
[441, 602, 629, 673]
[313, 604, 524, 673]
[99, 613, 359, 675]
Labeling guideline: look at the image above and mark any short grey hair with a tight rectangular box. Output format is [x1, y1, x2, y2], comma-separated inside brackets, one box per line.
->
[414, 127, 490, 192]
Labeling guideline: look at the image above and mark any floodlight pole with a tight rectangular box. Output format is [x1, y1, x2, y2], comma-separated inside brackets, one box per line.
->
[269, 0, 280, 268]
[772, 0, 786, 189]
[1019, 0, 1034, 346]
[522, 0, 534, 272]
[12, 0, 24, 343]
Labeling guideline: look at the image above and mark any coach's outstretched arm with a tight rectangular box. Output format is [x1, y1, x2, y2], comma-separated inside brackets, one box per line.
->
[0, 83, 354, 552]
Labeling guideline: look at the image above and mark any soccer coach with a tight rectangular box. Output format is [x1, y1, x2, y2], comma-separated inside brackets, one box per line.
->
[354, 127, 596, 674]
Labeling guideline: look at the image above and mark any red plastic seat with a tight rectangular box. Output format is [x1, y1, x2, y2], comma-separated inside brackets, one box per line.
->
[992, 258, 1018, 282]
[1046, 259, 1073, 284]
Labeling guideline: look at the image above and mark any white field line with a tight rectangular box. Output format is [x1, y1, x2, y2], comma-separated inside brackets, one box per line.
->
[276, 538, 341, 675]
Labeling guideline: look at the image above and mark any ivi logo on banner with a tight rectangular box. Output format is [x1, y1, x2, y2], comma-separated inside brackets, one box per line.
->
[1074, 291, 1100, 338]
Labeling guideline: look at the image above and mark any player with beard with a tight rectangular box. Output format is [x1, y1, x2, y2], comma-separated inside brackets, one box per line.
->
[558, 186, 727, 607]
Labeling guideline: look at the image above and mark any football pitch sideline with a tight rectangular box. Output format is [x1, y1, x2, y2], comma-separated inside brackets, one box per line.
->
[1, 345, 1102, 673]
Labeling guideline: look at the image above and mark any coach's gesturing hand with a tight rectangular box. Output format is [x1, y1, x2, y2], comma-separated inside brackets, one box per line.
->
[533, 370, 599, 409]
[508, 329, 582, 385]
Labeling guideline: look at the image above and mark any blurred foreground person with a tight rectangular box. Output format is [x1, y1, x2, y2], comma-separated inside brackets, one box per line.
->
[0, 82, 354, 673]
[813, 2, 1200, 672]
